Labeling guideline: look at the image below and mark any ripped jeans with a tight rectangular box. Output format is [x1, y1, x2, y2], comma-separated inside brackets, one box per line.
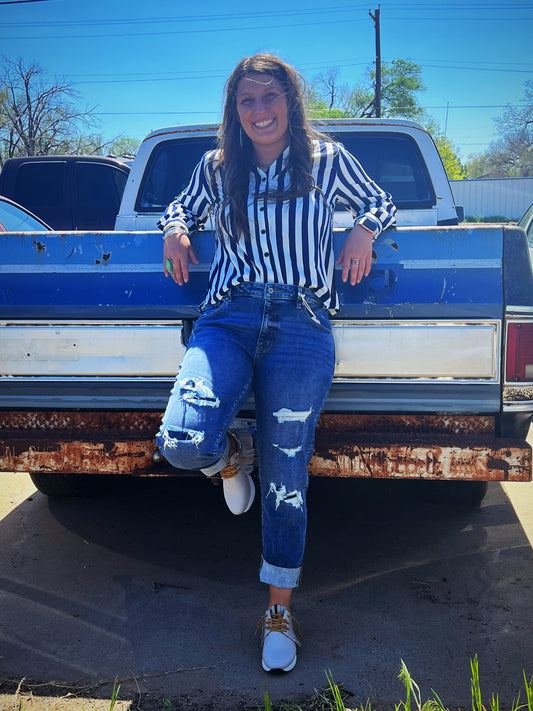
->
[156, 283, 335, 588]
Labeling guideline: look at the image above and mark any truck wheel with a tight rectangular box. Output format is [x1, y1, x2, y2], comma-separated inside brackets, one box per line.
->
[29, 472, 120, 498]
[421, 480, 489, 505]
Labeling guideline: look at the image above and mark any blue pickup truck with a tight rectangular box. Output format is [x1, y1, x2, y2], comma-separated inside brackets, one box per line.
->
[1, 119, 532, 503]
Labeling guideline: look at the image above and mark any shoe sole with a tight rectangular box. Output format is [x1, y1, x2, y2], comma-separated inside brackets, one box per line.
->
[262, 654, 297, 673]
[242, 475, 255, 513]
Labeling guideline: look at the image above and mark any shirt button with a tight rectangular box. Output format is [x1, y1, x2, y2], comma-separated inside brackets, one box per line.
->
[261, 177, 266, 182]
[261, 229, 266, 234]
[264, 251, 269, 257]
[260, 207, 264, 211]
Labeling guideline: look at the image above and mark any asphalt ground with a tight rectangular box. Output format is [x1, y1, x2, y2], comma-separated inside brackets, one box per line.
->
[0, 458, 532, 710]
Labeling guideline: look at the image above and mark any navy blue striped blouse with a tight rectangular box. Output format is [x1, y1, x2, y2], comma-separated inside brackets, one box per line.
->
[158, 139, 396, 312]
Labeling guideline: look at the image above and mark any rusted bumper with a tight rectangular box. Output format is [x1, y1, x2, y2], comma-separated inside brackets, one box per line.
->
[0, 411, 530, 482]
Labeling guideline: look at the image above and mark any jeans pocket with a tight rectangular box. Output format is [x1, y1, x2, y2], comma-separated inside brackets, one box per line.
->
[198, 299, 229, 320]
[299, 294, 331, 333]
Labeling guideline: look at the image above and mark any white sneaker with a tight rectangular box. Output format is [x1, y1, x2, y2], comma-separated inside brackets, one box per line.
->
[258, 604, 301, 673]
[201, 425, 255, 515]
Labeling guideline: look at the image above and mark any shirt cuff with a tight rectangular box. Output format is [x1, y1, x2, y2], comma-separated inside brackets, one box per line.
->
[162, 221, 189, 240]
[355, 215, 382, 238]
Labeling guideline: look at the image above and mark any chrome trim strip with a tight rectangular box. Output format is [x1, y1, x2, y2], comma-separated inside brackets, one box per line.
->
[506, 306, 533, 316]
[503, 403, 533, 412]
[1, 319, 501, 383]
[332, 320, 500, 381]
[0, 322, 185, 377]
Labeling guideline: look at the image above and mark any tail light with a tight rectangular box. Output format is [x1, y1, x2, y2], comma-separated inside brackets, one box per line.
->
[506, 322, 533, 382]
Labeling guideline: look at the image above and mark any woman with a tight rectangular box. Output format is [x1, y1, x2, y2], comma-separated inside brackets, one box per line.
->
[157, 53, 396, 673]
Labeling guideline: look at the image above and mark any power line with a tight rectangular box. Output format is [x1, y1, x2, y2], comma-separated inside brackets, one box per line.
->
[91, 104, 519, 117]
[0, 0, 55, 4]
[0, 4, 363, 26]
[2, 8, 532, 40]
[0, 17, 365, 41]
[2, 1, 531, 25]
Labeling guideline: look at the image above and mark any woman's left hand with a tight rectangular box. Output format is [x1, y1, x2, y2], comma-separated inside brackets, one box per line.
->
[336, 225, 374, 285]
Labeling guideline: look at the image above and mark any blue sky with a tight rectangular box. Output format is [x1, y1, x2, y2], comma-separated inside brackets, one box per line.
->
[1, 0, 531, 160]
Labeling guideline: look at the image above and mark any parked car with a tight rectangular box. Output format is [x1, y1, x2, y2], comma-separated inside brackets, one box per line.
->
[0, 194, 51, 231]
[0, 155, 130, 230]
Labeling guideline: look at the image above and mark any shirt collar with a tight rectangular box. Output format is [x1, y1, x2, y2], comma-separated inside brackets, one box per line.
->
[253, 145, 290, 178]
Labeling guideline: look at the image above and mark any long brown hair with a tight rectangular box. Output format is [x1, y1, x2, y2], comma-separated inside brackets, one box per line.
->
[217, 54, 321, 239]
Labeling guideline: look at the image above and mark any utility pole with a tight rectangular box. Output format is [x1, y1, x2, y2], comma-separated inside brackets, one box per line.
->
[369, 7, 381, 118]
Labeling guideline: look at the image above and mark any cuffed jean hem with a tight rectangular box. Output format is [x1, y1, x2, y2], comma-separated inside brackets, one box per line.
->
[259, 556, 301, 589]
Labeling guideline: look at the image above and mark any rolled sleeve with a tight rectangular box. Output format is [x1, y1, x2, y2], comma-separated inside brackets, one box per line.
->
[157, 150, 219, 237]
[333, 144, 397, 238]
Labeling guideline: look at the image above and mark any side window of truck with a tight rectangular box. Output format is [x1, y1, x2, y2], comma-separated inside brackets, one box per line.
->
[329, 132, 436, 210]
[136, 137, 217, 212]
[75, 162, 129, 209]
[14, 161, 66, 210]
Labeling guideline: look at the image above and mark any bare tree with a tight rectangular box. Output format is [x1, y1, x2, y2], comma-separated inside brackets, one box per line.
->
[315, 68, 340, 111]
[489, 81, 533, 176]
[0, 57, 98, 164]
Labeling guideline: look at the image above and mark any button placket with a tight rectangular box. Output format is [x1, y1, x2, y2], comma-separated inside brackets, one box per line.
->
[258, 185, 269, 258]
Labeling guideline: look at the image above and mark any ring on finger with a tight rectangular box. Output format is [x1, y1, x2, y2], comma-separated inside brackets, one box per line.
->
[350, 258, 360, 266]
[165, 257, 174, 276]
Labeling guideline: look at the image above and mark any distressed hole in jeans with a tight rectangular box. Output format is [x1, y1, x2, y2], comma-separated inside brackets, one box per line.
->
[273, 443, 303, 458]
[161, 426, 205, 448]
[180, 377, 220, 408]
[267, 483, 304, 511]
[273, 407, 312, 423]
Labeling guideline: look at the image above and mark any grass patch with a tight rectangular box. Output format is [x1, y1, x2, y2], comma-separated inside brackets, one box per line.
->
[2, 658, 532, 711]
[262, 657, 533, 711]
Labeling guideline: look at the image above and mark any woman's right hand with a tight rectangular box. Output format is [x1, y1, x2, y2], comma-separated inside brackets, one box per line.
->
[163, 231, 199, 285]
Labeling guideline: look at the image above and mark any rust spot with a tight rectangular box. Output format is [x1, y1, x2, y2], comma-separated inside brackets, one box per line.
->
[504, 385, 533, 402]
[33, 240, 46, 252]
[317, 413, 494, 435]
[95, 252, 111, 265]
[0, 411, 530, 482]
[311, 431, 531, 482]
[0, 411, 162, 433]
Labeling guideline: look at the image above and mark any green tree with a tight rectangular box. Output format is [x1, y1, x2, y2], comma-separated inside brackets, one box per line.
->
[434, 134, 465, 179]
[107, 136, 141, 158]
[374, 59, 426, 118]
[464, 153, 493, 179]
[422, 116, 465, 179]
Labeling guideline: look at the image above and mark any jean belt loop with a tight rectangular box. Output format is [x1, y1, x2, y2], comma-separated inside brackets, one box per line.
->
[296, 286, 303, 310]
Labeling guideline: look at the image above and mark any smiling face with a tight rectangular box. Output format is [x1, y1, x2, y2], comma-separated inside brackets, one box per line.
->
[236, 73, 290, 165]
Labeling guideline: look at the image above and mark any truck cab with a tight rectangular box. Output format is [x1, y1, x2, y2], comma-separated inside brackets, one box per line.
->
[115, 119, 461, 232]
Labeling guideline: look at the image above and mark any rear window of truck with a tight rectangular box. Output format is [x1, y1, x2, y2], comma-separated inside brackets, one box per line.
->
[136, 131, 435, 213]
[136, 137, 217, 213]
[328, 131, 435, 210]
